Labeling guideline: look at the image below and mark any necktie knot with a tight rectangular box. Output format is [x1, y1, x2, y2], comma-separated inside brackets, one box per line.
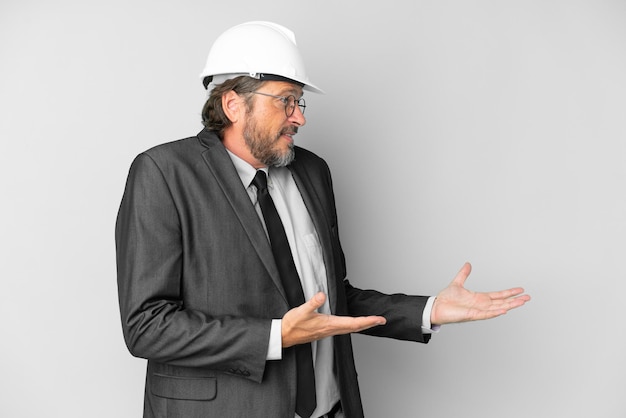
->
[251, 170, 268, 192]
[252, 170, 267, 190]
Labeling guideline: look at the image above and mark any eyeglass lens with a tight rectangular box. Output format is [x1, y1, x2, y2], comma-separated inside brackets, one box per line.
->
[285, 96, 306, 117]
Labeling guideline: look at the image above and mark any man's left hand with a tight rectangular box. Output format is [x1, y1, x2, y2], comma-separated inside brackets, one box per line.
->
[431, 262, 531, 325]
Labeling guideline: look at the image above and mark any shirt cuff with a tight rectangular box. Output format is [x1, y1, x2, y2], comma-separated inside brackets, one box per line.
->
[266, 319, 283, 360]
[421, 296, 441, 334]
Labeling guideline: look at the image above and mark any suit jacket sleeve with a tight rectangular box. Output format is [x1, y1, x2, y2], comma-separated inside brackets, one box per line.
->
[115, 153, 270, 382]
[345, 282, 431, 343]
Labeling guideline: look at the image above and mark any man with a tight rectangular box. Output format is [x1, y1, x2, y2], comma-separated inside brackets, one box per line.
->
[116, 21, 530, 418]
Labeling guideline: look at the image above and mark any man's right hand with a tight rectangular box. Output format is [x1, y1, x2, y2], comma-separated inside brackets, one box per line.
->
[281, 292, 386, 348]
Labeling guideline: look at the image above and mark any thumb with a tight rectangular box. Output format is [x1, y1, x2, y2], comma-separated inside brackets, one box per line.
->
[305, 292, 326, 311]
[452, 262, 472, 287]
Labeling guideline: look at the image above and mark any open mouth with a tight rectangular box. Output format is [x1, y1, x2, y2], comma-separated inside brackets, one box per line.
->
[280, 128, 298, 142]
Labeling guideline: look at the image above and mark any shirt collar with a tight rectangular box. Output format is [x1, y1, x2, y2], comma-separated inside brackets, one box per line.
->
[226, 149, 269, 188]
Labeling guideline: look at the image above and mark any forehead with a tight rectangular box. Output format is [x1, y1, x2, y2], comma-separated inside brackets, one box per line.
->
[260, 80, 304, 97]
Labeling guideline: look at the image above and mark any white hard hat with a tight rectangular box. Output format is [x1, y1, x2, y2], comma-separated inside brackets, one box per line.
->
[200, 21, 323, 94]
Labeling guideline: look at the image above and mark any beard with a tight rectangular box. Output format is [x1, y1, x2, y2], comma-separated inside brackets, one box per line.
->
[243, 115, 296, 167]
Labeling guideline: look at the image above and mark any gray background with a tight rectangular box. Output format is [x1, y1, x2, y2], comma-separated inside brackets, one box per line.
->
[1, 1, 625, 417]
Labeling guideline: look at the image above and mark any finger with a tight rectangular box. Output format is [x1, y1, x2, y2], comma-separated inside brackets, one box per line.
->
[303, 292, 326, 312]
[463, 293, 530, 322]
[503, 294, 531, 308]
[485, 287, 527, 300]
[472, 309, 508, 321]
[333, 315, 387, 333]
[487, 294, 531, 312]
[451, 262, 472, 287]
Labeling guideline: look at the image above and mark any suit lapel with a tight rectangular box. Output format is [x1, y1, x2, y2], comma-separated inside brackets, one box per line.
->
[198, 130, 288, 304]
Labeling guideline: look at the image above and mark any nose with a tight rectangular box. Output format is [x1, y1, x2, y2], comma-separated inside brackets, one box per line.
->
[288, 104, 306, 127]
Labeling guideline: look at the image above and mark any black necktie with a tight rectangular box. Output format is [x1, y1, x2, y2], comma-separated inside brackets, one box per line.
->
[251, 170, 317, 418]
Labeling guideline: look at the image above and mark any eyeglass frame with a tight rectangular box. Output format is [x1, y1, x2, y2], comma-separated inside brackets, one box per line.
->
[250, 91, 306, 117]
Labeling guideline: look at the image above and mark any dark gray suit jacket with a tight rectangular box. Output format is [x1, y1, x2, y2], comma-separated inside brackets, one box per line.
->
[116, 129, 431, 418]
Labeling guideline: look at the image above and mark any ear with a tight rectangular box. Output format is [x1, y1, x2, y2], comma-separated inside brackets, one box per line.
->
[222, 90, 245, 124]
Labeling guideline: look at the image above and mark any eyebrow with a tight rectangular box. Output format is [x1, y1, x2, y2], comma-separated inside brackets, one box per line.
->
[278, 87, 303, 98]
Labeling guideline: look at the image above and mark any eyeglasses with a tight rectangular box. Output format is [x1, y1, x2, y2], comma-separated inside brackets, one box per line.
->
[251, 91, 306, 117]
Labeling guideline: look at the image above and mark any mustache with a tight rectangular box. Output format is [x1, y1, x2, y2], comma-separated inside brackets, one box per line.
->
[280, 126, 298, 136]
